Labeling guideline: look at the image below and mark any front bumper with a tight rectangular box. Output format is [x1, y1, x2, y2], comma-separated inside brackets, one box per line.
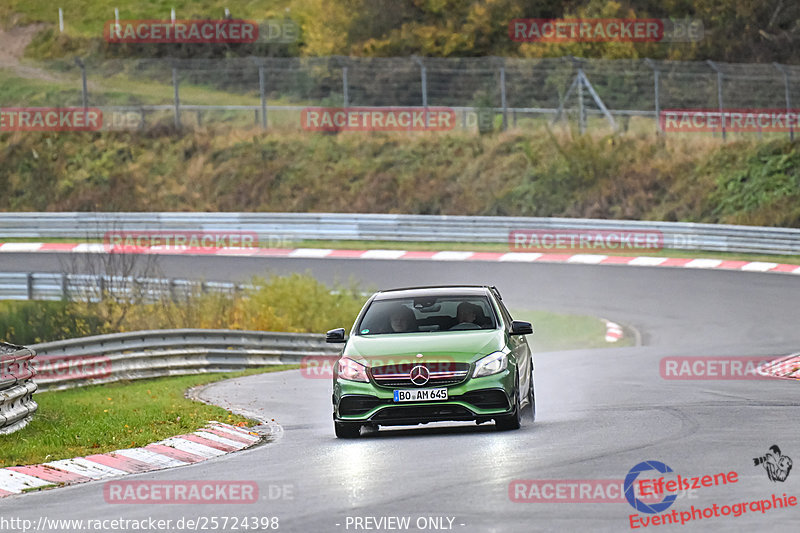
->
[333, 369, 515, 426]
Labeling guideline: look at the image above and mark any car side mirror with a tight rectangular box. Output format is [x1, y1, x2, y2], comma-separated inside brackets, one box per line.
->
[510, 320, 533, 336]
[326, 328, 347, 343]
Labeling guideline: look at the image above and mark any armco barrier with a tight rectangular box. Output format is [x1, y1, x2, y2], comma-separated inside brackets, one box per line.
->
[1, 213, 800, 255]
[31, 329, 340, 391]
[0, 342, 38, 435]
[0, 272, 247, 302]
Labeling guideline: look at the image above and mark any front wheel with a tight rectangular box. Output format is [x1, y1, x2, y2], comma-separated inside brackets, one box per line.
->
[527, 370, 536, 421]
[334, 421, 362, 438]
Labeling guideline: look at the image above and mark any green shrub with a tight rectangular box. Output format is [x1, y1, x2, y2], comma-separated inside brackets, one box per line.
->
[0, 273, 366, 345]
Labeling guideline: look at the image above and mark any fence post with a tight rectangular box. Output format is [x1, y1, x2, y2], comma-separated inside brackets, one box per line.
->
[707, 60, 725, 141]
[59, 8, 64, 33]
[774, 62, 794, 141]
[499, 59, 508, 131]
[645, 58, 662, 135]
[342, 66, 349, 108]
[259, 65, 268, 130]
[61, 273, 68, 300]
[413, 56, 428, 127]
[577, 67, 586, 134]
[26, 273, 33, 301]
[172, 66, 181, 129]
[74, 57, 88, 125]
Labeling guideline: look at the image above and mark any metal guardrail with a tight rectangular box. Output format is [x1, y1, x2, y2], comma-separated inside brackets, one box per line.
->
[1, 213, 800, 255]
[0, 272, 248, 302]
[0, 342, 38, 435]
[31, 329, 340, 391]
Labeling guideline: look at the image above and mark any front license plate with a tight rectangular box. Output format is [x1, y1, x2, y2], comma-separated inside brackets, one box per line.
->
[393, 388, 448, 402]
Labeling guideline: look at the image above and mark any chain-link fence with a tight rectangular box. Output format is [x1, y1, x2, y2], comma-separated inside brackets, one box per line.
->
[4, 56, 800, 137]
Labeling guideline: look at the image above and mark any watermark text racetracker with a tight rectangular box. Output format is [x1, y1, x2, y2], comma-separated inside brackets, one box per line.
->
[104, 231, 294, 251]
[661, 109, 800, 133]
[104, 480, 293, 504]
[660, 356, 793, 380]
[509, 18, 703, 42]
[0, 108, 102, 132]
[104, 19, 299, 44]
[509, 229, 664, 253]
[301, 356, 459, 379]
[1, 354, 111, 381]
[509, 479, 698, 504]
[34, 355, 112, 381]
[301, 107, 456, 132]
[0, 107, 144, 132]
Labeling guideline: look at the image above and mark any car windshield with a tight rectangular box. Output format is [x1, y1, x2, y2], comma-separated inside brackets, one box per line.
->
[356, 295, 497, 335]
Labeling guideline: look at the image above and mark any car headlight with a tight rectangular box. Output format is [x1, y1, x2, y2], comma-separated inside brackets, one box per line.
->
[472, 351, 508, 378]
[337, 357, 369, 382]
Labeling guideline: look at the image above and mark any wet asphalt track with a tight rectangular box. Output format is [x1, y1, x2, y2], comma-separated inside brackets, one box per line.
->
[1, 253, 799, 532]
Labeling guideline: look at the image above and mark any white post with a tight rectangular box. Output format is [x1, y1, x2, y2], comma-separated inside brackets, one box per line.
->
[224, 8, 230, 17]
[58, 8, 64, 32]
[115, 8, 119, 24]
[171, 8, 176, 23]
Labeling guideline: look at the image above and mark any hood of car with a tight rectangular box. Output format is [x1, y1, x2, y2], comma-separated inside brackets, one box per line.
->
[342, 329, 505, 366]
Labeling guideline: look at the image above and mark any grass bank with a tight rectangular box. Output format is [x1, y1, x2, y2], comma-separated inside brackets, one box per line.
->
[0, 366, 295, 467]
[1, 129, 798, 228]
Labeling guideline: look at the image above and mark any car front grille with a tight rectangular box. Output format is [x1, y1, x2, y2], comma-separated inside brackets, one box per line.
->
[370, 362, 470, 388]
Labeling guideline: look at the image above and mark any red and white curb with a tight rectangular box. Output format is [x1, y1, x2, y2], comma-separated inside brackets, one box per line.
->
[759, 354, 800, 380]
[0, 422, 260, 499]
[604, 320, 624, 343]
[2, 243, 800, 276]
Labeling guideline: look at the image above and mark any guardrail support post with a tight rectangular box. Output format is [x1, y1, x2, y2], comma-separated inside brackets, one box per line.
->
[61, 273, 68, 300]
[26, 273, 34, 301]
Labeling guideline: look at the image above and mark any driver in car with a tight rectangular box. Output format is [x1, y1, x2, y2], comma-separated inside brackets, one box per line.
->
[389, 306, 418, 333]
[453, 302, 481, 328]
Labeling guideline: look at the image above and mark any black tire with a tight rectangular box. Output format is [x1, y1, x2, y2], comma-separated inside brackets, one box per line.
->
[334, 421, 362, 438]
[495, 383, 521, 431]
[527, 370, 536, 422]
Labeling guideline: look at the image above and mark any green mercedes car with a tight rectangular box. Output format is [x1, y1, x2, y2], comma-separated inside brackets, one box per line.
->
[327, 285, 535, 438]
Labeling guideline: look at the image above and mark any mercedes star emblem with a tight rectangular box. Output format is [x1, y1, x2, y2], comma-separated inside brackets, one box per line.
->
[409, 365, 430, 386]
